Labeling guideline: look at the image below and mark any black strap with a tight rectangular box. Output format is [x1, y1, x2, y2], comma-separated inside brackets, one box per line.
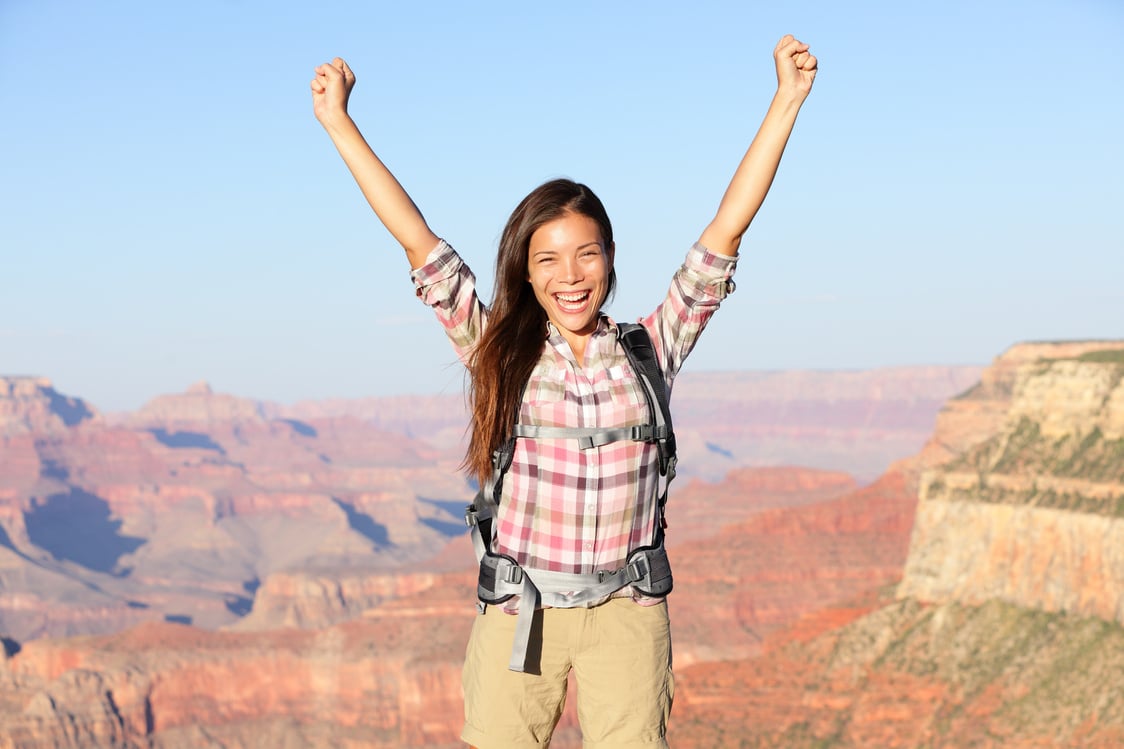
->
[616, 323, 676, 476]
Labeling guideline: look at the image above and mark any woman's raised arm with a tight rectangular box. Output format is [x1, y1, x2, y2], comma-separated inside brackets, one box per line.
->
[311, 58, 440, 269]
[699, 35, 817, 257]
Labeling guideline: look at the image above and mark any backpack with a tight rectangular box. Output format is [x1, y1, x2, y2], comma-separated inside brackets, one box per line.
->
[464, 322, 678, 672]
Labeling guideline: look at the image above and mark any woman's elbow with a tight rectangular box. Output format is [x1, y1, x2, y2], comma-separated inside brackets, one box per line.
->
[699, 223, 743, 257]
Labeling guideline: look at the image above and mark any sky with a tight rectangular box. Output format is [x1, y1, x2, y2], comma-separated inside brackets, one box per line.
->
[2, 0, 1122, 413]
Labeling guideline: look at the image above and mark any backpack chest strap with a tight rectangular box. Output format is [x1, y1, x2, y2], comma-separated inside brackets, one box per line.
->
[511, 423, 671, 449]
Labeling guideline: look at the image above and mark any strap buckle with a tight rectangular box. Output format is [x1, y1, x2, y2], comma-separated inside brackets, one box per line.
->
[626, 557, 650, 583]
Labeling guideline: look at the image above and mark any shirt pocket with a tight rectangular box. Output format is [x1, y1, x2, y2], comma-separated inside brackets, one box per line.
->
[599, 364, 649, 428]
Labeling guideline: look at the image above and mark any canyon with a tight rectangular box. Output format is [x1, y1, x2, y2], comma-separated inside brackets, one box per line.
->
[0, 366, 977, 644]
[669, 340, 1124, 748]
[4, 346, 1122, 747]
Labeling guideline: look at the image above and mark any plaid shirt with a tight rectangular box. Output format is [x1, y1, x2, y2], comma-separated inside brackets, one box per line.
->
[412, 239, 736, 582]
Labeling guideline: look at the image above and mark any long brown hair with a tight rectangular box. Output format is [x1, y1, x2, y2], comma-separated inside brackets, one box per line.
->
[465, 178, 615, 487]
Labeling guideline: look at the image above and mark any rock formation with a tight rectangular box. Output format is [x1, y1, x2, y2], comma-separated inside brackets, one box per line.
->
[0, 377, 97, 436]
[127, 380, 266, 427]
[672, 365, 983, 481]
[0, 467, 915, 747]
[0, 380, 474, 642]
[662, 340, 1124, 747]
[669, 595, 1124, 748]
[0, 368, 977, 644]
[9, 359, 1053, 747]
[0, 588, 476, 749]
[898, 341, 1124, 623]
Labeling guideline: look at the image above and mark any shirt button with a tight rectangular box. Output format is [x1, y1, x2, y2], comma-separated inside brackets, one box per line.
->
[585, 543, 593, 550]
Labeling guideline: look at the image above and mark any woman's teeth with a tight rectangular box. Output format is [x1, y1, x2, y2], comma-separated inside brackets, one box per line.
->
[555, 291, 590, 311]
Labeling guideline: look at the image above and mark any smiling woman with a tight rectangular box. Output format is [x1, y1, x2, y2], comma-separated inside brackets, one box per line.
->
[527, 211, 615, 360]
[311, 33, 816, 749]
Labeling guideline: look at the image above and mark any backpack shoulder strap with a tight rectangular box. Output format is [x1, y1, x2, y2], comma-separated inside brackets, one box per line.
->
[617, 322, 677, 478]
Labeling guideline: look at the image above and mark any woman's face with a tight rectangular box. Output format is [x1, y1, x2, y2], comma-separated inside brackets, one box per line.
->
[527, 211, 614, 345]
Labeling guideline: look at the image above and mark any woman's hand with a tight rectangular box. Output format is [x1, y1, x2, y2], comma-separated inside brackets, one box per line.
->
[311, 57, 356, 128]
[774, 35, 817, 99]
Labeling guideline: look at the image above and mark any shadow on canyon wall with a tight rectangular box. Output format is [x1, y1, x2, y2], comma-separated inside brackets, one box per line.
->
[23, 489, 146, 574]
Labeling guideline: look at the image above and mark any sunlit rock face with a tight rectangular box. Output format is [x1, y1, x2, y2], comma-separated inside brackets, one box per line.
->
[899, 341, 1124, 623]
[0, 377, 98, 436]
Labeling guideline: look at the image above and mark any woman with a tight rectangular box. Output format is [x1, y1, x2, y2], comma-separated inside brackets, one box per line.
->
[312, 34, 816, 749]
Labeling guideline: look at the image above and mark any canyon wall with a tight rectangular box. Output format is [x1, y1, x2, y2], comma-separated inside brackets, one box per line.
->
[664, 340, 1124, 748]
[898, 341, 1124, 623]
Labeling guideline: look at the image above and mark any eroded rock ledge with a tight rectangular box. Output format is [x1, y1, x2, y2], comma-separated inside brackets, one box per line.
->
[899, 341, 1124, 623]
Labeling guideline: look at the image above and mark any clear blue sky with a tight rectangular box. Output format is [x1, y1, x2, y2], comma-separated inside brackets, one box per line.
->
[3, 0, 1122, 412]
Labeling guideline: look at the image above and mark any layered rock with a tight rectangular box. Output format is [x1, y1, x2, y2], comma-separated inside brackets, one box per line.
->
[670, 469, 916, 666]
[211, 466, 868, 645]
[663, 341, 1124, 747]
[0, 377, 97, 436]
[234, 564, 452, 631]
[669, 596, 1124, 748]
[0, 592, 475, 749]
[0, 362, 1007, 746]
[126, 380, 266, 427]
[0, 368, 978, 644]
[0, 383, 473, 642]
[671, 365, 982, 481]
[0, 465, 918, 747]
[899, 341, 1124, 623]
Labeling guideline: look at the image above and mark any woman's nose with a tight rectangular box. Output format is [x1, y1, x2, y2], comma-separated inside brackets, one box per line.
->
[559, 255, 582, 283]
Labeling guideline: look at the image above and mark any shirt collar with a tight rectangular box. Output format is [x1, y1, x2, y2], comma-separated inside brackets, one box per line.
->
[544, 315, 616, 363]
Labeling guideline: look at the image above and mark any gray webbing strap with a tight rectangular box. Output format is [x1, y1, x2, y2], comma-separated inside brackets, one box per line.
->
[511, 423, 670, 449]
[510, 577, 539, 671]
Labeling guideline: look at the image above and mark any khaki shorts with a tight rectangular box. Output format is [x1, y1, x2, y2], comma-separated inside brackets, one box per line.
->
[461, 597, 674, 749]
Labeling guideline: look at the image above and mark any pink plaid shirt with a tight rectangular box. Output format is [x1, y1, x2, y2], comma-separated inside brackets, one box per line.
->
[412, 239, 736, 583]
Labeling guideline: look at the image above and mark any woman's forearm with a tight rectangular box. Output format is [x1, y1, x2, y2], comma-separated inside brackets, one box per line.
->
[312, 58, 438, 269]
[700, 91, 806, 256]
[322, 114, 439, 269]
[699, 35, 817, 257]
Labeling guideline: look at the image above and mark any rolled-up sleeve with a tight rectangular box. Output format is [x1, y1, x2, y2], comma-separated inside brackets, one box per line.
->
[678, 241, 738, 304]
[643, 242, 738, 385]
[410, 239, 487, 364]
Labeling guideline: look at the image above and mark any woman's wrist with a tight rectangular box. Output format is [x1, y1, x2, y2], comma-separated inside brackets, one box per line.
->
[771, 87, 808, 111]
[317, 108, 355, 134]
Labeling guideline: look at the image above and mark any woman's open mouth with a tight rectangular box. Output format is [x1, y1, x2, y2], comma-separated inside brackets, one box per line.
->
[554, 291, 591, 312]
